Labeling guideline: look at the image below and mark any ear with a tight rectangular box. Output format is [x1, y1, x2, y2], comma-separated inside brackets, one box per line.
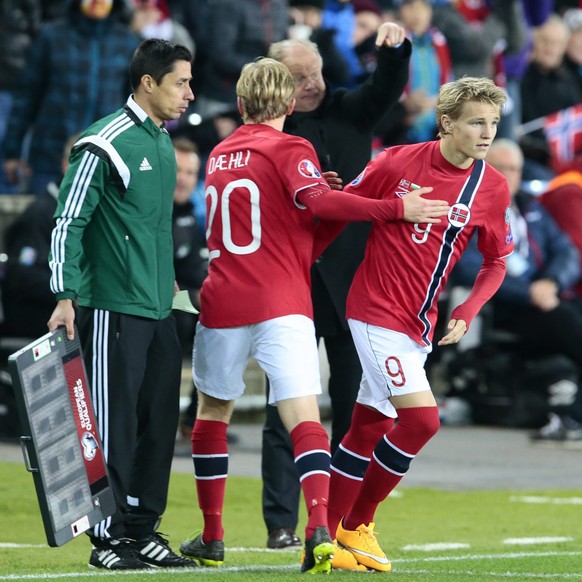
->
[237, 96, 244, 116]
[441, 115, 453, 134]
[286, 97, 296, 116]
[141, 74, 155, 94]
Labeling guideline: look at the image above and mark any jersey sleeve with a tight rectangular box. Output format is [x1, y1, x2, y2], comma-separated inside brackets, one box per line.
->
[49, 145, 110, 299]
[476, 180, 514, 259]
[343, 148, 391, 200]
[278, 138, 330, 205]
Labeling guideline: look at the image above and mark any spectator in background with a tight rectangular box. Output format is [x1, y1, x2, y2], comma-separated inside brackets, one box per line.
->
[186, 0, 289, 120]
[322, 0, 386, 88]
[2, 0, 140, 195]
[451, 138, 582, 444]
[519, 13, 582, 177]
[322, 0, 359, 88]
[171, 136, 207, 356]
[288, 0, 351, 87]
[0, 134, 78, 340]
[351, 0, 384, 83]
[376, 0, 452, 147]
[563, 8, 582, 93]
[262, 22, 411, 553]
[171, 136, 207, 450]
[0, 0, 41, 193]
[498, 0, 553, 141]
[166, 0, 211, 96]
[129, 0, 195, 54]
[431, 0, 526, 81]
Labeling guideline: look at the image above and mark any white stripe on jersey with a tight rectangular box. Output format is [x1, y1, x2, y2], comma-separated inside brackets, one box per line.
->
[49, 112, 134, 294]
[418, 162, 485, 344]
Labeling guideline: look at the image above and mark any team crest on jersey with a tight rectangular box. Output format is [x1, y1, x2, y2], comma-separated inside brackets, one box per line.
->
[448, 203, 471, 227]
[298, 159, 321, 178]
[395, 178, 421, 198]
[350, 168, 366, 186]
[504, 205, 511, 224]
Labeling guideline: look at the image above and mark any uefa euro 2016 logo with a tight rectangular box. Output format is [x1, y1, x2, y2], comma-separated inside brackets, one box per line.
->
[81, 432, 99, 461]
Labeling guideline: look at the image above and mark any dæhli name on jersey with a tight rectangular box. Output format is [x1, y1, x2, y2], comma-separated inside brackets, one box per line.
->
[207, 150, 251, 174]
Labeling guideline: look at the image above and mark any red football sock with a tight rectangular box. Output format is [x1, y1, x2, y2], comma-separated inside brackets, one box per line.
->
[328, 404, 394, 537]
[290, 420, 331, 539]
[191, 418, 228, 542]
[344, 406, 440, 531]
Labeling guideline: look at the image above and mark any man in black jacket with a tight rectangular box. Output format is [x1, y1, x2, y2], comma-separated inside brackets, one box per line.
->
[262, 23, 411, 550]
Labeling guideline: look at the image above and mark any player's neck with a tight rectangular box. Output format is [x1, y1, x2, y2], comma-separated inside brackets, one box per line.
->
[439, 139, 474, 170]
[245, 116, 286, 132]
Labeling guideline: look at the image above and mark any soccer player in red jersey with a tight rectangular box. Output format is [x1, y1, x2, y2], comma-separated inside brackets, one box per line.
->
[328, 76, 515, 572]
[178, 57, 449, 573]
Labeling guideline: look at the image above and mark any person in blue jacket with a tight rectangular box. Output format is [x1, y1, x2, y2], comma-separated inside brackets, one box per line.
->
[451, 138, 582, 442]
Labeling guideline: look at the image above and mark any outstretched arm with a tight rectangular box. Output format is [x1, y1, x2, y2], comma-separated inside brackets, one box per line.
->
[309, 187, 450, 262]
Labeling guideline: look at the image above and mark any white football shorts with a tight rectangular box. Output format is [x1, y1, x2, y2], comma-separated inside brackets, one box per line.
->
[348, 318, 432, 418]
[193, 314, 322, 404]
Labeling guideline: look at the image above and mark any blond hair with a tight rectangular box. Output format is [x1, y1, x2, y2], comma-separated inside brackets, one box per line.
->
[435, 77, 507, 137]
[236, 58, 295, 123]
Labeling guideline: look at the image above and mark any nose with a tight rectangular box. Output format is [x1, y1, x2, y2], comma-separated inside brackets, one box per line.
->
[482, 123, 496, 138]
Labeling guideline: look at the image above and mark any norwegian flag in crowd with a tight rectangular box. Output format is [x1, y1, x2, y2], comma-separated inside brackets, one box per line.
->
[543, 104, 582, 170]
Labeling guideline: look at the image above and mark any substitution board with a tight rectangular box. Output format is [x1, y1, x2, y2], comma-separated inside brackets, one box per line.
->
[8, 327, 116, 546]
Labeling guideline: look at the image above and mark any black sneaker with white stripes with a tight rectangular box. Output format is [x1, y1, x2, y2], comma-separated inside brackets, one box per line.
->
[133, 532, 197, 568]
[89, 538, 151, 570]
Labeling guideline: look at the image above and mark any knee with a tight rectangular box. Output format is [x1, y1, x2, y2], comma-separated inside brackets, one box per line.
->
[396, 406, 440, 444]
[417, 407, 440, 441]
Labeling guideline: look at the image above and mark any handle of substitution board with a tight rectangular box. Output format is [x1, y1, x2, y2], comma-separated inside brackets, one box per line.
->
[19, 436, 38, 473]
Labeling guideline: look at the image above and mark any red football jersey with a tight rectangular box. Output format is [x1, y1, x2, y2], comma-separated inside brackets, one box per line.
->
[345, 140, 514, 347]
[199, 124, 329, 328]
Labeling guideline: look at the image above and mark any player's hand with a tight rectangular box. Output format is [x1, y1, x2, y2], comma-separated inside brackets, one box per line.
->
[402, 187, 449, 224]
[375, 22, 406, 48]
[47, 299, 76, 340]
[437, 319, 467, 346]
[322, 170, 343, 191]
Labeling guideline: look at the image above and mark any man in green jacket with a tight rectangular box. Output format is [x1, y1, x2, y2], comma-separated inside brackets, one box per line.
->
[48, 38, 195, 570]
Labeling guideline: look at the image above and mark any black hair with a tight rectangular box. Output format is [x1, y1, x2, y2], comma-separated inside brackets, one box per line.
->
[129, 39, 192, 90]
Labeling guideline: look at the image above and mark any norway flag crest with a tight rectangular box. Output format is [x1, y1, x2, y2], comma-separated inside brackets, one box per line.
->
[298, 159, 321, 179]
[448, 203, 471, 227]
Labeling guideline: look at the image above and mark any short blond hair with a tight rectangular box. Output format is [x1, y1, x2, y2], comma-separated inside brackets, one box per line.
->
[236, 58, 295, 123]
[435, 77, 507, 137]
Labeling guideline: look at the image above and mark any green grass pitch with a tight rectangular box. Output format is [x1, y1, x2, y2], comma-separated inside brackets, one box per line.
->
[1, 461, 581, 581]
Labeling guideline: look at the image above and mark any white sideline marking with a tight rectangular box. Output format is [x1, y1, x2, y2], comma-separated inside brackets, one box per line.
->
[503, 537, 574, 545]
[403, 542, 470, 551]
[0, 543, 46, 548]
[2, 550, 582, 580]
[395, 568, 582, 578]
[511, 496, 582, 505]
[395, 550, 582, 563]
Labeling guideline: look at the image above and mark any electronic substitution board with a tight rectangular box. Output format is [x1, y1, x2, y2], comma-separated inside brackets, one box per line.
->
[8, 327, 115, 546]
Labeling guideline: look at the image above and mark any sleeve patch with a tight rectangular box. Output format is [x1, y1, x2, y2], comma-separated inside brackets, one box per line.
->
[298, 159, 322, 179]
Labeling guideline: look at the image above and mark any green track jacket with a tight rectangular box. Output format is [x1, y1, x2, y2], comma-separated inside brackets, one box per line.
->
[49, 96, 177, 320]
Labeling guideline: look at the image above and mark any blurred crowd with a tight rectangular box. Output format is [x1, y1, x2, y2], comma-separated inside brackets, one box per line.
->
[2, 0, 582, 444]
